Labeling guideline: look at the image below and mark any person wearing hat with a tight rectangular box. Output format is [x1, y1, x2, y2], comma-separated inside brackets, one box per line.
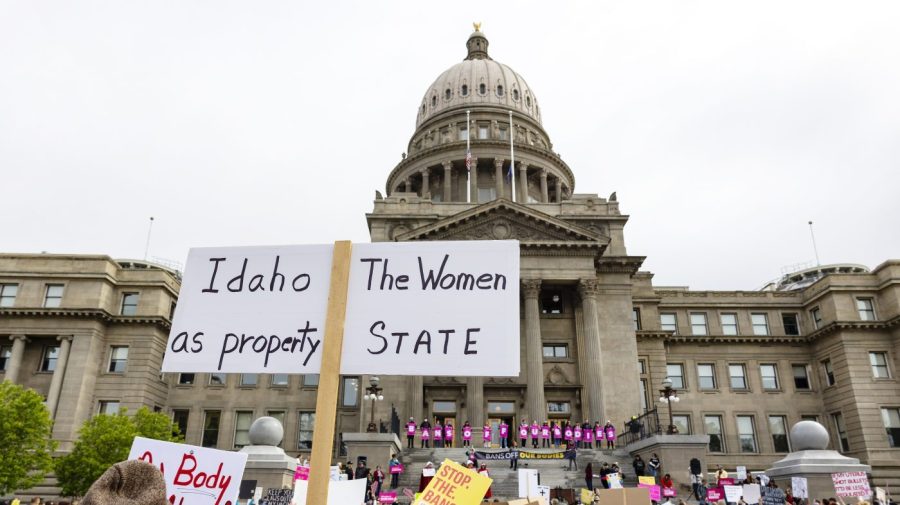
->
[478, 463, 492, 499]
[81, 460, 167, 505]
[419, 462, 436, 492]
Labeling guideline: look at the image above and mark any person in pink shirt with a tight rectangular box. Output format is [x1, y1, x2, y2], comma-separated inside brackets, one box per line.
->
[605, 420, 616, 449]
[482, 423, 492, 448]
[433, 420, 443, 448]
[519, 421, 529, 448]
[552, 422, 563, 447]
[462, 421, 472, 447]
[420, 420, 431, 449]
[530, 421, 540, 448]
[406, 417, 416, 449]
[594, 422, 603, 449]
[584, 423, 593, 448]
[444, 421, 454, 448]
[574, 423, 583, 448]
[564, 422, 574, 443]
[499, 420, 509, 448]
[541, 421, 551, 448]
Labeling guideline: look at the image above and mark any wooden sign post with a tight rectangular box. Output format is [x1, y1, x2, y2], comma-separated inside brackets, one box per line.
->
[307, 241, 352, 505]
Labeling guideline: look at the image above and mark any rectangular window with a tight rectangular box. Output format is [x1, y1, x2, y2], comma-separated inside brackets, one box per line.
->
[705, 415, 725, 453]
[857, 298, 876, 321]
[667, 363, 685, 389]
[760, 364, 779, 390]
[108, 346, 129, 373]
[769, 415, 790, 452]
[720, 313, 738, 335]
[209, 373, 226, 386]
[832, 412, 849, 452]
[477, 187, 497, 202]
[632, 308, 642, 330]
[41, 346, 59, 372]
[792, 364, 811, 390]
[234, 411, 253, 448]
[540, 290, 563, 314]
[272, 374, 290, 386]
[487, 402, 515, 414]
[751, 313, 769, 336]
[690, 313, 708, 336]
[99, 400, 120, 415]
[638, 359, 646, 375]
[267, 411, 285, 446]
[0, 346, 11, 371]
[43, 284, 64, 308]
[823, 359, 835, 386]
[729, 364, 748, 389]
[542, 344, 568, 358]
[697, 364, 716, 390]
[660, 313, 677, 333]
[478, 125, 489, 139]
[172, 409, 189, 437]
[298, 411, 315, 449]
[240, 374, 258, 386]
[548, 401, 571, 414]
[639, 379, 648, 412]
[870, 352, 890, 378]
[458, 128, 468, 141]
[498, 126, 509, 141]
[672, 415, 691, 435]
[811, 307, 822, 329]
[342, 377, 359, 407]
[433, 401, 457, 413]
[737, 416, 757, 453]
[178, 373, 195, 385]
[882, 408, 900, 448]
[303, 374, 319, 387]
[0, 284, 18, 307]
[202, 410, 221, 448]
[782, 313, 800, 335]
[121, 292, 139, 315]
[801, 415, 819, 424]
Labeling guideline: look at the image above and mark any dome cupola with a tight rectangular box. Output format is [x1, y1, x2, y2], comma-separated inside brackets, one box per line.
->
[466, 23, 490, 60]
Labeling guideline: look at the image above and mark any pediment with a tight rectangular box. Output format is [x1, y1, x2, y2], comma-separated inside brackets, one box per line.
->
[395, 199, 609, 246]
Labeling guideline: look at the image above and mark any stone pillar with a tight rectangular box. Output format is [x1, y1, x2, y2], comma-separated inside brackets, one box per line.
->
[539, 169, 549, 203]
[47, 335, 73, 419]
[494, 159, 504, 200]
[6, 335, 28, 384]
[518, 163, 529, 203]
[410, 376, 424, 422]
[442, 161, 452, 202]
[420, 169, 430, 198]
[555, 178, 562, 203]
[469, 157, 479, 203]
[522, 279, 546, 423]
[405, 176, 413, 193]
[466, 377, 484, 427]
[578, 279, 605, 422]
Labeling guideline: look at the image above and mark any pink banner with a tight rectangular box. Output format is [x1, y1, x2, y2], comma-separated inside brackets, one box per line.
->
[379, 490, 398, 503]
[663, 487, 677, 497]
[707, 487, 724, 501]
[719, 478, 735, 486]
[463, 428, 472, 440]
[294, 466, 309, 481]
[390, 464, 403, 474]
[639, 484, 661, 501]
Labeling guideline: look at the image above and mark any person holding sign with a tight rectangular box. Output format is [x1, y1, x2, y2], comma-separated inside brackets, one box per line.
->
[565, 421, 574, 443]
[433, 420, 443, 448]
[499, 420, 509, 448]
[553, 421, 563, 447]
[406, 417, 416, 449]
[519, 421, 529, 448]
[444, 421, 454, 448]
[531, 420, 540, 448]
[482, 423, 492, 447]
[574, 423, 583, 448]
[662, 473, 676, 497]
[541, 421, 551, 448]
[420, 419, 431, 448]
[605, 420, 617, 449]
[478, 463, 493, 499]
[389, 454, 401, 489]
[584, 422, 594, 448]
[418, 462, 436, 492]
[462, 421, 472, 447]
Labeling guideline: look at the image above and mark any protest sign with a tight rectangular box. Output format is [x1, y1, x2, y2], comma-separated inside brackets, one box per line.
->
[647, 486, 661, 501]
[743, 484, 761, 504]
[129, 437, 248, 505]
[162, 241, 520, 376]
[294, 466, 309, 481]
[379, 490, 398, 503]
[832, 472, 871, 498]
[518, 469, 540, 498]
[416, 459, 492, 505]
[876, 488, 886, 504]
[736, 466, 747, 481]
[719, 477, 735, 486]
[724, 485, 743, 503]
[791, 477, 808, 499]
[259, 488, 292, 505]
[292, 478, 367, 505]
[422, 467, 436, 477]
[582, 488, 595, 503]
[596, 488, 652, 505]
[537, 486, 551, 500]
[638, 476, 656, 486]
[707, 487, 724, 501]
[390, 464, 404, 474]
[663, 487, 677, 497]
[608, 473, 623, 489]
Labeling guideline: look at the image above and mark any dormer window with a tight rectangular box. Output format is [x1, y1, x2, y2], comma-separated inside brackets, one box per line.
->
[461, 84, 468, 96]
[479, 83, 486, 95]
[526, 96, 532, 108]
[445, 89, 451, 100]
[512, 89, 519, 100]
[431, 95, 437, 107]
[497, 85, 504, 97]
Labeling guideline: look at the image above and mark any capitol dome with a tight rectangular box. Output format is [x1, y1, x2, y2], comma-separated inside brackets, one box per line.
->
[416, 28, 542, 128]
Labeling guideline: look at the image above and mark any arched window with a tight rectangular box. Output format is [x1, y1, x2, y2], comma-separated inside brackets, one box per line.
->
[461, 84, 468, 96]
[445, 89, 451, 100]
[526, 96, 532, 108]
[512, 89, 519, 100]
[497, 85, 504, 97]
[432, 95, 437, 107]
[421, 103, 426, 114]
[479, 83, 486, 95]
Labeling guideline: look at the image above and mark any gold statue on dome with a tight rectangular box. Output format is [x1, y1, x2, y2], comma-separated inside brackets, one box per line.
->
[473, 22, 482, 32]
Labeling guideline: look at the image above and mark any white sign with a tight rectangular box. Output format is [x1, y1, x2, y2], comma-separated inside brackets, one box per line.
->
[293, 478, 366, 505]
[832, 472, 871, 498]
[518, 469, 540, 498]
[743, 484, 761, 504]
[736, 466, 747, 481]
[129, 437, 248, 505]
[608, 472, 624, 489]
[537, 485, 551, 499]
[162, 241, 520, 376]
[792, 477, 808, 499]
[725, 485, 744, 503]
[876, 487, 886, 504]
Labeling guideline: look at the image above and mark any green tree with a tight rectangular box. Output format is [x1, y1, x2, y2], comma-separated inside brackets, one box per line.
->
[0, 380, 57, 495]
[55, 406, 182, 497]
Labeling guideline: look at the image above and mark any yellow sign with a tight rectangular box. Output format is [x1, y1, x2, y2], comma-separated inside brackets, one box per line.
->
[582, 488, 596, 502]
[416, 458, 492, 505]
[638, 476, 656, 486]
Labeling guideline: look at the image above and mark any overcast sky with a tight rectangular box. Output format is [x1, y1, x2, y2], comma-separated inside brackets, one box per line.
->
[2, 1, 898, 290]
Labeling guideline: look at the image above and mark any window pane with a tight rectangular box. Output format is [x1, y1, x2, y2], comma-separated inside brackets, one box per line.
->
[109, 346, 128, 373]
[632, 308, 641, 330]
[751, 314, 769, 335]
[882, 408, 900, 448]
[721, 314, 738, 335]
[540, 291, 563, 314]
[823, 359, 835, 386]
[0, 346, 11, 371]
[298, 412, 315, 449]
[672, 415, 691, 434]
[548, 402, 571, 413]
[870, 352, 890, 378]
[44, 285, 64, 307]
[209, 373, 226, 386]
[203, 411, 221, 448]
[241, 374, 258, 386]
[234, 411, 253, 448]
[811, 308, 822, 329]
[832, 413, 849, 451]
[433, 401, 456, 413]
[698, 364, 716, 389]
[666, 364, 684, 389]
[705, 416, 724, 453]
[792, 365, 811, 389]
[761, 364, 779, 390]
[342, 377, 359, 407]
[782, 313, 800, 335]
[0, 284, 19, 307]
[660, 314, 677, 332]
[272, 374, 289, 386]
[857, 299, 875, 321]
[639, 379, 648, 412]
[42, 346, 59, 372]
[737, 416, 756, 452]
[178, 373, 195, 385]
[100, 401, 120, 415]
[487, 402, 515, 414]
[690, 313, 708, 336]
[729, 364, 747, 389]
[769, 416, 790, 452]
[172, 410, 189, 437]
[121, 293, 139, 315]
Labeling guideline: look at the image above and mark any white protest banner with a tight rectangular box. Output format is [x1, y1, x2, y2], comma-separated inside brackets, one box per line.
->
[161, 241, 520, 376]
[736, 466, 747, 481]
[743, 484, 761, 504]
[293, 478, 366, 505]
[876, 487, 886, 504]
[832, 472, 871, 498]
[129, 436, 248, 505]
[537, 485, 552, 500]
[792, 477, 808, 499]
[518, 469, 540, 498]
[725, 485, 743, 503]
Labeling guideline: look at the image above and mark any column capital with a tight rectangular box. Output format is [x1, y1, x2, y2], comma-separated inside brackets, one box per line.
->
[10, 335, 28, 343]
[578, 278, 601, 298]
[56, 335, 74, 343]
[420, 168, 429, 176]
[493, 158, 505, 169]
[517, 161, 529, 171]
[521, 279, 542, 298]
[442, 160, 453, 170]
[540, 168, 548, 178]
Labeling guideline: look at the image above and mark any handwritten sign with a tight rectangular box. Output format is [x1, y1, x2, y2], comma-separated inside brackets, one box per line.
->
[707, 487, 724, 501]
[259, 488, 292, 505]
[161, 241, 520, 376]
[719, 477, 735, 486]
[294, 466, 309, 481]
[791, 477, 808, 499]
[638, 477, 656, 486]
[736, 466, 747, 481]
[663, 487, 677, 497]
[379, 490, 398, 503]
[293, 478, 366, 505]
[416, 459, 492, 505]
[743, 484, 761, 504]
[129, 437, 248, 505]
[724, 485, 743, 503]
[832, 472, 871, 498]
[390, 464, 404, 474]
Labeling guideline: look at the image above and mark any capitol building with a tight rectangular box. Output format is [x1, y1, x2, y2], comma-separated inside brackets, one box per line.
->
[1, 27, 898, 491]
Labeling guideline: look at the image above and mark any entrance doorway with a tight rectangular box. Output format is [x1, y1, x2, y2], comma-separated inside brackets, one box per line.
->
[489, 416, 514, 448]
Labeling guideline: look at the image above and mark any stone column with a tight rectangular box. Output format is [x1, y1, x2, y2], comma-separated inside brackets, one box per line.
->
[405, 176, 413, 193]
[420, 169, 430, 198]
[494, 159, 504, 200]
[518, 163, 529, 203]
[522, 279, 546, 423]
[540, 169, 549, 203]
[6, 335, 28, 383]
[466, 377, 484, 427]
[469, 157, 479, 203]
[555, 178, 562, 203]
[578, 279, 605, 422]
[442, 161, 452, 202]
[47, 335, 73, 419]
[410, 376, 424, 422]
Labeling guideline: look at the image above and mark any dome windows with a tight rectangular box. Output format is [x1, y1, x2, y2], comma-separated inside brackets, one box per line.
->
[432, 95, 437, 107]
[479, 83, 486, 95]
[526, 96, 532, 108]
[461, 84, 469, 96]
[496, 85, 504, 97]
[445, 88, 452, 100]
[512, 89, 519, 101]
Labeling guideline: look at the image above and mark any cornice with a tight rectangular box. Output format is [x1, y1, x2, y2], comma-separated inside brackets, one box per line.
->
[805, 315, 900, 342]
[596, 256, 645, 275]
[636, 330, 671, 340]
[667, 334, 808, 345]
[0, 308, 172, 331]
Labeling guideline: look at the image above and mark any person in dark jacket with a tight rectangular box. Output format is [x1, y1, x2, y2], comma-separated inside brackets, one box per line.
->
[633, 454, 646, 477]
[355, 460, 370, 480]
[585, 462, 594, 491]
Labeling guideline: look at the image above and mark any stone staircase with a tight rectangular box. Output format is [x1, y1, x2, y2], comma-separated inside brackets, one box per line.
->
[393, 446, 634, 503]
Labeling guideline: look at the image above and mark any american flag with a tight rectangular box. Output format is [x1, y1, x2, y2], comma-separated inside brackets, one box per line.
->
[465, 150, 472, 173]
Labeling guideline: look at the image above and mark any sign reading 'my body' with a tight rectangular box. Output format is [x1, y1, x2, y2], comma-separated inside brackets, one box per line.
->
[161, 241, 520, 376]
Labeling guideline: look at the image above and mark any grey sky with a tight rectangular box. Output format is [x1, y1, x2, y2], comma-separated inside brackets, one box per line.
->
[2, 1, 898, 290]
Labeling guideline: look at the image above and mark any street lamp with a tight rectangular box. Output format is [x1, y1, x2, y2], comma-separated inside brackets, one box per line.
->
[363, 376, 384, 432]
[658, 377, 680, 434]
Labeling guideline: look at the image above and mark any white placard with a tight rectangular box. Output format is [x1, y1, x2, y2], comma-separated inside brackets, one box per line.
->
[129, 437, 248, 505]
[736, 466, 747, 481]
[292, 478, 366, 505]
[518, 469, 540, 498]
[743, 484, 761, 504]
[792, 477, 808, 499]
[537, 485, 551, 499]
[876, 487, 886, 504]
[422, 468, 436, 477]
[725, 485, 744, 503]
[832, 472, 871, 498]
[608, 472, 624, 489]
[161, 241, 520, 376]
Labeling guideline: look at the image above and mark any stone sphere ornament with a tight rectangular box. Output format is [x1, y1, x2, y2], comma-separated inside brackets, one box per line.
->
[790, 420, 829, 450]
[248, 416, 284, 446]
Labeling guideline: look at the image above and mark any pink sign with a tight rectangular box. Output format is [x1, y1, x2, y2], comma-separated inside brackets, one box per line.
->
[389, 464, 404, 474]
[832, 472, 871, 498]
[519, 427, 528, 438]
[499, 425, 508, 437]
[378, 490, 398, 503]
[295, 466, 310, 481]
[707, 487, 724, 501]
[639, 484, 661, 501]
[463, 428, 472, 440]
[406, 423, 415, 436]
[719, 478, 735, 486]
[663, 487, 677, 497]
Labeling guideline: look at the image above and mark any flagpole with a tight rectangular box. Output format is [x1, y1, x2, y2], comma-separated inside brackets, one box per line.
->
[509, 111, 515, 202]
[466, 110, 471, 203]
